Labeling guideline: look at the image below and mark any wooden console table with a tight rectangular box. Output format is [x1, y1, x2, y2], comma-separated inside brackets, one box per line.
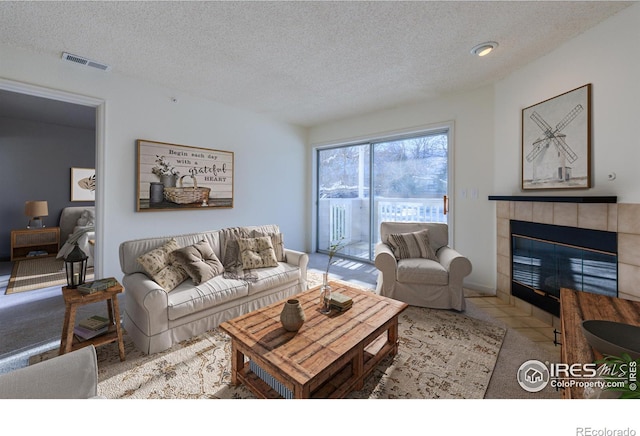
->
[560, 288, 640, 399]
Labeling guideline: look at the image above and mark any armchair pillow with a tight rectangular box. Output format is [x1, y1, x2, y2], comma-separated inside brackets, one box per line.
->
[387, 229, 438, 261]
[136, 238, 188, 291]
[238, 236, 279, 269]
[169, 239, 224, 285]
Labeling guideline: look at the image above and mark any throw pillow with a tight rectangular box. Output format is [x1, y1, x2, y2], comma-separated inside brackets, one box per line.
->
[222, 227, 250, 271]
[387, 229, 438, 261]
[136, 238, 188, 292]
[169, 239, 224, 285]
[251, 230, 285, 262]
[76, 209, 95, 227]
[237, 236, 279, 269]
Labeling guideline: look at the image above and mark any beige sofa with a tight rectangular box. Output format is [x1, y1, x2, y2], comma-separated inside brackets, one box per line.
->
[374, 222, 471, 311]
[119, 225, 308, 354]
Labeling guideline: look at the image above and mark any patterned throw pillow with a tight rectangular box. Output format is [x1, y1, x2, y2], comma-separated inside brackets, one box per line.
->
[136, 238, 188, 291]
[169, 240, 224, 285]
[222, 227, 250, 271]
[387, 229, 438, 261]
[251, 230, 285, 262]
[237, 236, 279, 269]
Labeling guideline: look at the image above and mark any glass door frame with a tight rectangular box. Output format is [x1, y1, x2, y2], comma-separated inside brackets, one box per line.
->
[314, 122, 454, 263]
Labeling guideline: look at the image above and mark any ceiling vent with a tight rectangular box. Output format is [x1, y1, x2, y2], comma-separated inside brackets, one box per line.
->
[62, 52, 111, 72]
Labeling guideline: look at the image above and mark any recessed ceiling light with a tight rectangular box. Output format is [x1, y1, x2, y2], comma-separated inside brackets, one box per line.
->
[470, 41, 498, 57]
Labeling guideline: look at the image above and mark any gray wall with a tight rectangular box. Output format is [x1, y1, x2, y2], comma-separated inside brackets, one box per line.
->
[0, 117, 95, 260]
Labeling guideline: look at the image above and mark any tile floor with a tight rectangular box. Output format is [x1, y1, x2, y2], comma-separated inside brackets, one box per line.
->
[467, 294, 561, 360]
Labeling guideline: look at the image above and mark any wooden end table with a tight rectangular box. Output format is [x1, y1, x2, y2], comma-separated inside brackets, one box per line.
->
[59, 282, 126, 361]
[220, 283, 408, 399]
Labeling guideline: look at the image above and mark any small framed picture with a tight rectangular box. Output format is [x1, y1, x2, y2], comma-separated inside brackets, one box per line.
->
[522, 84, 591, 190]
[71, 167, 96, 201]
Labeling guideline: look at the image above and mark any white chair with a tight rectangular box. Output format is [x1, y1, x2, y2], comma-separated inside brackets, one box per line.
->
[0, 345, 100, 399]
[374, 222, 472, 311]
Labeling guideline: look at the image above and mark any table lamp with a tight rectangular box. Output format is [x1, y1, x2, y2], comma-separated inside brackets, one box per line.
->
[25, 200, 48, 229]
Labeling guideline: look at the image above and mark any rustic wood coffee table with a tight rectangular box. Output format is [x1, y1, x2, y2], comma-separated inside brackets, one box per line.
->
[219, 282, 408, 399]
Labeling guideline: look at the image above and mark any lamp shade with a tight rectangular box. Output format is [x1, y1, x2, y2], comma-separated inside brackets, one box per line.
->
[25, 201, 49, 217]
[25, 200, 49, 229]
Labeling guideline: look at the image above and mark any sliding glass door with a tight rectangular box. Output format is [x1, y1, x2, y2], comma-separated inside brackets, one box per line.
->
[317, 130, 449, 262]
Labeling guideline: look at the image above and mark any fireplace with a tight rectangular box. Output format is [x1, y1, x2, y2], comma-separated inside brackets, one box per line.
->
[510, 220, 618, 317]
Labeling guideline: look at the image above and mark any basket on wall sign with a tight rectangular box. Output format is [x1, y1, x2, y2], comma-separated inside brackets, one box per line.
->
[163, 175, 211, 205]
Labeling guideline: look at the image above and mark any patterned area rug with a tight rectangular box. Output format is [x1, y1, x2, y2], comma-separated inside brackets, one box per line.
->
[88, 277, 506, 399]
[29, 275, 506, 398]
[6, 257, 94, 295]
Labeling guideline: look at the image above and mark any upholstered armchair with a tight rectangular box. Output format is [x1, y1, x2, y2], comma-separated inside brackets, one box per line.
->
[0, 345, 100, 399]
[374, 222, 472, 311]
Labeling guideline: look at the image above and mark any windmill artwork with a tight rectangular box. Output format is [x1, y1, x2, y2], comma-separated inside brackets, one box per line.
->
[521, 84, 591, 190]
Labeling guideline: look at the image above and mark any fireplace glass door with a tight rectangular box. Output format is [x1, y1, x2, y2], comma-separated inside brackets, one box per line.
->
[512, 235, 617, 301]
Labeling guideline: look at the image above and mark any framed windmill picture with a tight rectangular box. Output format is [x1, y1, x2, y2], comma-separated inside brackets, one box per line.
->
[521, 84, 591, 190]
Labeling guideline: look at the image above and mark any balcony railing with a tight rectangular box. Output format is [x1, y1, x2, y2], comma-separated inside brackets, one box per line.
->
[319, 197, 446, 260]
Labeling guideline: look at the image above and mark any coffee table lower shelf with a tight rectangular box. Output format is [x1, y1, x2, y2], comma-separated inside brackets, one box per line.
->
[235, 328, 395, 399]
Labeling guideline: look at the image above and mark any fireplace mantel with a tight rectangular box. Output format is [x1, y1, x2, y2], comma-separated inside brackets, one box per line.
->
[488, 195, 617, 203]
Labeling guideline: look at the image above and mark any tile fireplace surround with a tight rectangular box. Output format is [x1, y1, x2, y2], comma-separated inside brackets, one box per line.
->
[493, 198, 640, 329]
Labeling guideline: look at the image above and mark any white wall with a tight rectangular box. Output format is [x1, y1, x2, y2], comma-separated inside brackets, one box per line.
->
[308, 86, 496, 293]
[1, 45, 308, 280]
[493, 3, 640, 202]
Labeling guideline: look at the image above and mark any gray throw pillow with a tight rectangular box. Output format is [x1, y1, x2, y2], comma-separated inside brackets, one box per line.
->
[169, 240, 224, 285]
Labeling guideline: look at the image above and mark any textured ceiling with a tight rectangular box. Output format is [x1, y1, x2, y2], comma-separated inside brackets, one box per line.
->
[0, 1, 633, 128]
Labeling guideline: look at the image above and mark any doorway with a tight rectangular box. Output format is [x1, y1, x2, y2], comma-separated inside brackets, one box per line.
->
[0, 78, 105, 276]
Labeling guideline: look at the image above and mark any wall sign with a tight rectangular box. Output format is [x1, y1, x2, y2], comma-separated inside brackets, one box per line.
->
[136, 139, 234, 212]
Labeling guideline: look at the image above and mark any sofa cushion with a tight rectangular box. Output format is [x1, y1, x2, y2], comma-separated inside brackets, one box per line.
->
[167, 276, 249, 321]
[238, 236, 279, 269]
[397, 258, 448, 285]
[247, 262, 301, 296]
[387, 229, 437, 261]
[169, 240, 224, 285]
[136, 238, 188, 291]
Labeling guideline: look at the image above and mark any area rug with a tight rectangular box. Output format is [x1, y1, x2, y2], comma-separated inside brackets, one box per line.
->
[5, 257, 94, 295]
[31, 288, 506, 399]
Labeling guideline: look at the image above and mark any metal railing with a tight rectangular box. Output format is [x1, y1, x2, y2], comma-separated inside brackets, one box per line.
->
[319, 197, 446, 260]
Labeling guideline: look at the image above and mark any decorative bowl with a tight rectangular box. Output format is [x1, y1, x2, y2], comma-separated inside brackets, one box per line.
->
[581, 320, 640, 360]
